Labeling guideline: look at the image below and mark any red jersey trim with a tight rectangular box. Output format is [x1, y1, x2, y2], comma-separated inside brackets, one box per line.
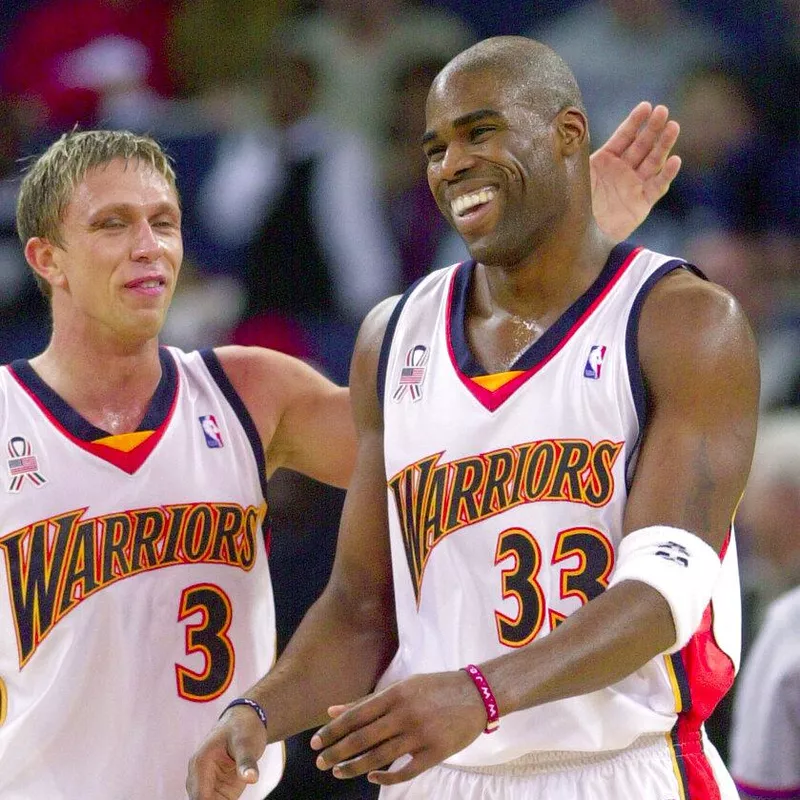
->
[8, 367, 179, 475]
[446, 247, 642, 412]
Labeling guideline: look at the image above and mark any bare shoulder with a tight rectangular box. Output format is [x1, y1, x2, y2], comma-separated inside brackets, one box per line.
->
[353, 295, 403, 360]
[213, 344, 319, 409]
[639, 267, 759, 383]
[213, 343, 317, 385]
[211, 345, 342, 458]
[349, 295, 402, 397]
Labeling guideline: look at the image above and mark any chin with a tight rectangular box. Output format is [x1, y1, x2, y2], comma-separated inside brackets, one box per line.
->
[467, 240, 521, 269]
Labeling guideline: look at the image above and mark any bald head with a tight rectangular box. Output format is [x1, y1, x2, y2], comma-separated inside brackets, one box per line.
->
[433, 36, 586, 121]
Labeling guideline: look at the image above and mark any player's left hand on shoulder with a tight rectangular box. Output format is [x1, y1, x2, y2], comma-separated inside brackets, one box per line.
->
[310, 671, 487, 786]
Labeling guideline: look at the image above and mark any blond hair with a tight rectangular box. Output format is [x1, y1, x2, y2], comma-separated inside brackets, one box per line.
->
[16, 129, 179, 296]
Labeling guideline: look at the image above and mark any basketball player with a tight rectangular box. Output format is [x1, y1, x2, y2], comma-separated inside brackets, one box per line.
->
[0, 104, 681, 798]
[187, 37, 759, 800]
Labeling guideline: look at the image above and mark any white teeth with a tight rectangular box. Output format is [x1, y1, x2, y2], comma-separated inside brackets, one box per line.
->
[451, 188, 496, 217]
[138, 280, 161, 288]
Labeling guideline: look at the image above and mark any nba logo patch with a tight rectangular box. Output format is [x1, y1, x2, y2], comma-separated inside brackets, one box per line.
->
[199, 414, 224, 448]
[583, 345, 607, 380]
[393, 345, 429, 403]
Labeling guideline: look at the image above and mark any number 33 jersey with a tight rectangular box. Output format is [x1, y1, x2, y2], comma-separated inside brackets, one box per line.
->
[377, 244, 742, 766]
[0, 347, 282, 799]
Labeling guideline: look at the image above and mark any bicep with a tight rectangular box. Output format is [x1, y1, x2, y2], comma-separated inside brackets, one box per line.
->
[624, 275, 760, 549]
[269, 365, 356, 489]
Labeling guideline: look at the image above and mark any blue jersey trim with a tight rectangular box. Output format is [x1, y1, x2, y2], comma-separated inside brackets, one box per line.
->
[9, 347, 177, 440]
[623, 261, 705, 487]
[450, 243, 637, 376]
[377, 275, 431, 409]
[200, 348, 268, 502]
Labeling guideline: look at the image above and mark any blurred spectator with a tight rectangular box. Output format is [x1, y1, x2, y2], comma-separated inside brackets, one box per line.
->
[424, 0, 580, 39]
[735, 411, 800, 651]
[0, 97, 49, 362]
[703, 409, 800, 763]
[685, 231, 800, 412]
[278, 0, 474, 162]
[195, 33, 400, 328]
[0, 0, 177, 132]
[532, 0, 729, 145]
[159, 258, 244, 351]
[168, 0, 296, 118]
[655, 61, 796, 244]
[729, 583, 800, 798]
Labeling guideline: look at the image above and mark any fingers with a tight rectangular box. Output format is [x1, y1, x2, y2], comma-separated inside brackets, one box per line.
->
[600, 101, 653, 156]
[644, 153, 683, 203]
[368, 750, 438, 787]
[637, 116, 680, 177]
[320, 729, 413, 780]
[327, 702, 354, 720]
[624, 105, 678, 172]
[311, 694, 387, 753]
[602, 102, 680, 176]
[186, 712, 266, 800]
[313, 708, 389, 769]
[186, 735, 254, 800]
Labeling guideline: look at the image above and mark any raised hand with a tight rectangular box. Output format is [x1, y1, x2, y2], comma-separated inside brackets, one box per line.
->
[310, 670, 487, 787]
[590, 101, 681, 243]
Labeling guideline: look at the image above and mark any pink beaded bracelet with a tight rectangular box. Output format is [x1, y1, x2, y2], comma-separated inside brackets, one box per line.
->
[462, 664, 500, 733]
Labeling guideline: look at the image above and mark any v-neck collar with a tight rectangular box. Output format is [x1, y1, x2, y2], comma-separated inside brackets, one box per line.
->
[8, 347, 179, 474]
[446, 242, 640, 411]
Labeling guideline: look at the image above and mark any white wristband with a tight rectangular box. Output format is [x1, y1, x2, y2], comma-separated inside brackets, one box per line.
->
[608, 525, 721, 653]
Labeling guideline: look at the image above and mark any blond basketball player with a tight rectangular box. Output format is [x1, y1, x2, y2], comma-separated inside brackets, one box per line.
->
[187, 37, 758, 800]
[0, 99, 681, 798]
[0, 130, 353, 800]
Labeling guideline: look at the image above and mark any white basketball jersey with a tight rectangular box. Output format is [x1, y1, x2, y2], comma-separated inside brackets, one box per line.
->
[0, 347, 282, 799]
[378, 245, 741, 783]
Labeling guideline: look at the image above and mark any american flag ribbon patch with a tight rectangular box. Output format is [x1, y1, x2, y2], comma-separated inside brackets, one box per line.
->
[393, 345, 429, 403]
[7, 436, 47, 493]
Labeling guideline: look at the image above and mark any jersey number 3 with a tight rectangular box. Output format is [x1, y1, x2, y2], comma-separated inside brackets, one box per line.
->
[495, 526, 614, 647]
[175, 583, 235, 701]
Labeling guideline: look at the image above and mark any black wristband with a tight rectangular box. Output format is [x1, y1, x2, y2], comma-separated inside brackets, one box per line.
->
[220, 697, 268, 730]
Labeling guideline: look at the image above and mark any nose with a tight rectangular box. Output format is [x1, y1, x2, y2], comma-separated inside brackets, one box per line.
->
[131, 220, 162, 261]
[438, 140, 476, 181]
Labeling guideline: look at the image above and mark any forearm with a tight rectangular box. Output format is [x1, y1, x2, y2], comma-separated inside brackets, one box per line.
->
[246, 584, 397, 744]
[482, 580, 675, 716]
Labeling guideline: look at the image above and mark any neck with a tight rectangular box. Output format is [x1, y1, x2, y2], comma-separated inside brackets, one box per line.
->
[473, 222, 613, 324]
[30, 333, 164, 435]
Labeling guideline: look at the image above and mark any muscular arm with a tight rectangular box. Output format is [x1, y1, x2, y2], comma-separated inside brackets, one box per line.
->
[473, 271, 759, 715]
[311, 270, 759, 786]
[215, 345, 355, 488]
[248, 301, 398, 741]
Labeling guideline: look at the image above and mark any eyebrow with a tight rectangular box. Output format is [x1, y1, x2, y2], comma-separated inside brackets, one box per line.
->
[89, 201, 180, 221]
[422, 108, 501, 145]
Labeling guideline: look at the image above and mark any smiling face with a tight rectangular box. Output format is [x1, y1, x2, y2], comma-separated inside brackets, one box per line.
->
[28, 157, 183, 345]
[422, 39, 588, 270]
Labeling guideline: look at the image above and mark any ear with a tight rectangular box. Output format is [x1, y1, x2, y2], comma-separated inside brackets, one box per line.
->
[25, 237, 67, 290]
[556, 107, 588, 155]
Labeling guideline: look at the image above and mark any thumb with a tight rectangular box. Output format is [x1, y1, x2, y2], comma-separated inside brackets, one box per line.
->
[229, 731, 263, 784]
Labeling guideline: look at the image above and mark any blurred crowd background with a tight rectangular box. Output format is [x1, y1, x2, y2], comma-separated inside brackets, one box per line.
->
[0, 1, 797, 797]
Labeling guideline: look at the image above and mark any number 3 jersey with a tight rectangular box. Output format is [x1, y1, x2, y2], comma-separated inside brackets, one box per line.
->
[377, 243, 742, 767]
[0, 346, 282, 800]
